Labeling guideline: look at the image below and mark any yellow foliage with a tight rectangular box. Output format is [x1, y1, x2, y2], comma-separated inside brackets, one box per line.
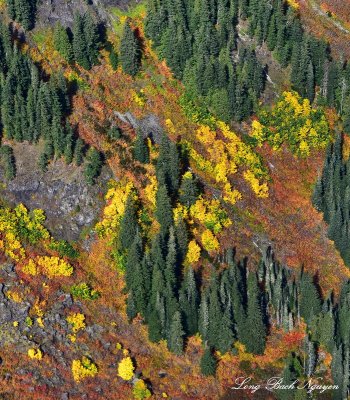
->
[173, 203, 189, 222]
[223, 184, 242, 205]
[36, 256, 73, 278]
[286, 0, 299, 9]
[196, 125, 216, 144]
[144, 175, 157, 207]
[0, 204, 50, 261]
[96, 180, 136, 238]
[22, 259, 39, 276]
[190, 197, 231, 234]
[133, 379, 152, 399]
[243, 170, 269, 198]
[185, 240, 201, 264]
[67, 313, 86, 333]
[251, 120, 266, 147]
[37, 317, 44, 328]
[6, 290, 23, 303]
[28, 348, 43, 360]
[251, 91, 330, 157]
[117, 356, 135, 381]
[72, 357, 98, 382]
[201, 229, 220, 252]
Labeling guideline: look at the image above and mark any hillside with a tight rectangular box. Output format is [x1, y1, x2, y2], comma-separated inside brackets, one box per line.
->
[0, 0, 350, 399]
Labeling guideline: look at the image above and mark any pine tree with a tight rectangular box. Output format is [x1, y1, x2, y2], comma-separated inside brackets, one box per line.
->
[167, 311, 184, 354]
[155, 184, 173, 235]
[72, 14, 91, 70]
[125, 235, 142, 293]
[53, 23, 74, 64]
[133, 130, 149, 164]
[84, 147, 103, 185]
[108, 125, 121, 140]
[38, 151, 49, 172]
[299, 272, 321, 324]
[83, 12, 100, 67]
[200, 348, 217, 376]
[119, 195, 139, 250]
[74, 138, 85, 166]
[242, 272, 266, 354]
[0, 145, 16, 180]
[120, 21, 141, 77]
[179, 267, 199, 335]
[109, 50, 118, 71]
[175, 217, 188, 264]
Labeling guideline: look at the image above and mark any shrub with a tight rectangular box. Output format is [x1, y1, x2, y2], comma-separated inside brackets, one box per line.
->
[70, 283, 100, 300]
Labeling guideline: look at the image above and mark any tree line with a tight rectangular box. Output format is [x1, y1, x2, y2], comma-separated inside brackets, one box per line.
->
[145, 0, 350, 129]
[0, 21, 103, 184]
[145, 0, 265, 122]
[116, 132, 349, 398]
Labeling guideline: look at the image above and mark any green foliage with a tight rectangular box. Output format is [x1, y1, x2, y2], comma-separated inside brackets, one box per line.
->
[72, 13, 101, 70]
[133, 131, 149, 164]
[48, 239, 79, 258]
[0, 145, 16, 180]
[53, 23, 74, 63]
[120, 21, 141, 77]
[251, 91, 330, 156]
[107, 125, 121, 140]
[84, 147, 103, 185]
[70, 283, 100, 300]
[109, 50, 119, 71]
[6, 0, 37, 30]
[200, 348, 217, 376]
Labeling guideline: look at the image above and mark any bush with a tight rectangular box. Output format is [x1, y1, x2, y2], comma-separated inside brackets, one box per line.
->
[70, 282, 100, 300]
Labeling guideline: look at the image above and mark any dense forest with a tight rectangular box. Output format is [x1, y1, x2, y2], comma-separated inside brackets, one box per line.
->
[1, 0, 350, 398]
[145, 0, 350, 128]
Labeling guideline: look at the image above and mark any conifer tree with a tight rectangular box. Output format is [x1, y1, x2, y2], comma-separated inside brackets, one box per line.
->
[155, 184, 173, 235]
[120, 21, 141, 77]
[119, 195, 139, 250]
[74, 138, 85, 166]
[243, 272, 266, 354]
[179, 267, 199, 335]
[53, 23, 74, 64]
[167, 311, 184, 355]
[200, 348, 217, 376]
[84, 147, 103, 185]
[109, 50, 118, 71]
[133, 130, 149, 164]
[73, 14, 91, 70]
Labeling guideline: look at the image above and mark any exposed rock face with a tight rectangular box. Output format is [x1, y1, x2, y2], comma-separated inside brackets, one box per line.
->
[0, 142, 112, 242]
[36, 0, 131, 27]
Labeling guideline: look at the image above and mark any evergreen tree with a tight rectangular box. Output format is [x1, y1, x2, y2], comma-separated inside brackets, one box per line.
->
[0, 145, 16, 180]
[72, 14, 91, 70]
[109, 50, 118, 71]
[299, 272, 321, 324]
[155, 184, 173, 235]
[74, 137, 85, 166]
[242, 272, 266, 354]
[179, 267, 199, 335]
[179, 172, 200, 207]
[108, 125, 121, 140]
[84, 147, 103, 185]
[53, 23, 74, 64]
[120, 21, 141, 77]
[167, 311, 184, 354]
[200, 348, 217, 376]
[133, 130, 149, 164]
[119, 195, 139, 250]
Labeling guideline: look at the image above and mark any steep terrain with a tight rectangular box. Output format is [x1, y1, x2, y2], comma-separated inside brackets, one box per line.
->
[0, 0, 350, 399]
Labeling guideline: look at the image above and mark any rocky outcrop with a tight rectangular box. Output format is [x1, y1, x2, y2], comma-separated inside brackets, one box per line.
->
[0, 142, 112, 242]
[36, 0, 131, 27]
